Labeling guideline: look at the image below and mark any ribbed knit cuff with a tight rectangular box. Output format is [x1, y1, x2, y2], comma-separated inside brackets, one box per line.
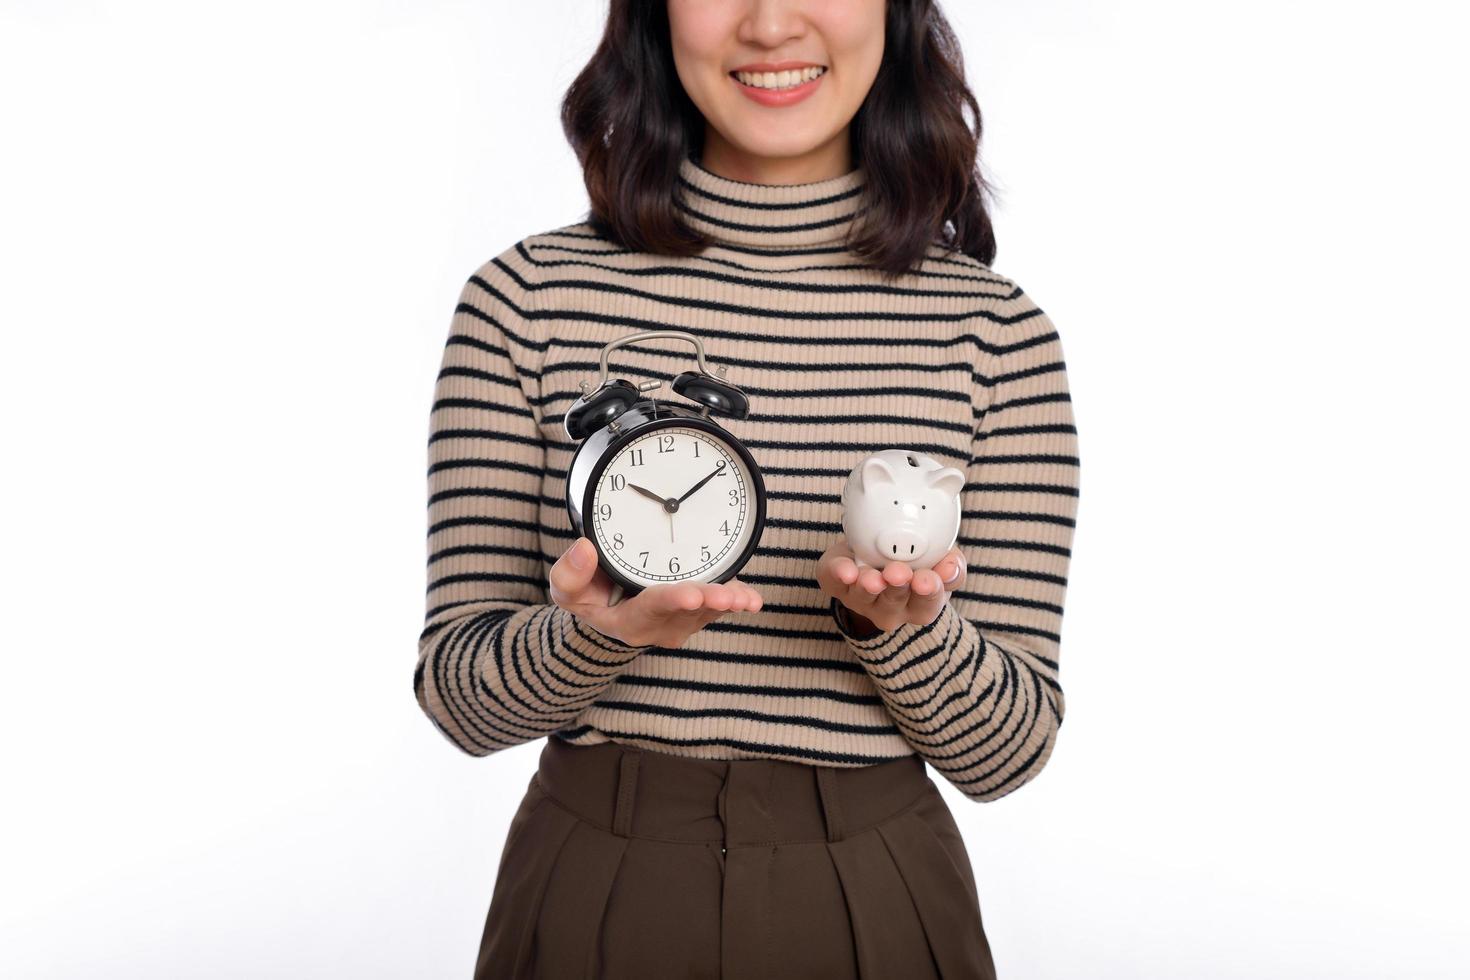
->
[841, 599, 963, 658]
[568, 612, 656, 659]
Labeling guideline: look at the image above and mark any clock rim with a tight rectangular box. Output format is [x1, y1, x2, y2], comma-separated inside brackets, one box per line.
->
[581, 410, 766, 594]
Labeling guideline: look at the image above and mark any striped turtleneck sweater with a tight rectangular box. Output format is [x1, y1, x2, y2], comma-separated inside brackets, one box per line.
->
[414, 152, 1079, 802]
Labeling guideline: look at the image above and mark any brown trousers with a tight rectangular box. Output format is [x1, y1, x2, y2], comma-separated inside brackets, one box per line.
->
[474, 734, 997, 979]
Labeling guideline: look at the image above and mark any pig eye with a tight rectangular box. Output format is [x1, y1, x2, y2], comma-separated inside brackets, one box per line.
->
[921, 505, 926, 509]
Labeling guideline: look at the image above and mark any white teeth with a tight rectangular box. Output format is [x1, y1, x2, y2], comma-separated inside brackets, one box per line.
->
[734, 65, 825, 90]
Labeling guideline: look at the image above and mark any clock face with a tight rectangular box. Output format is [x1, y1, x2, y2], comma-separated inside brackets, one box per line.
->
[588, 423, 757, 587]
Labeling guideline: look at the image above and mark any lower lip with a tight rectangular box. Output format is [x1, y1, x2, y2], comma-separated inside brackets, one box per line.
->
[730, 69, 826, 107]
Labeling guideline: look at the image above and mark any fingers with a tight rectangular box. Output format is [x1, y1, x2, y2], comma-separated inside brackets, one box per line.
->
[641, 580, 763, 616]
[821, 539, 967, 629]
[856, 563, 888, 595]
[826, 543, 965, 631]
[873, 563, 911, 614]
[549, 536, 601, 605]
[852, 560, 909, 599]
[697, 580, 762, 612]
[881, 560, 914, 590]
[914, 549, 966, 597]
[836, 562, 892, 623]
[644, 583, 706, 613]
[817, 536, 861, 593]
[738, 581, 763, 612]
[939, 546, 966, 584]
[661, 582, 761, 647]
[586, 576, 763, 651]
[853, 554, 959, 623]
[831, 554, 860, 587]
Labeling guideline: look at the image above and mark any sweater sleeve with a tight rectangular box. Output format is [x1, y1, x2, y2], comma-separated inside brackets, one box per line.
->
[833, 279, 1079, 802]
[413, 245, 655, 757]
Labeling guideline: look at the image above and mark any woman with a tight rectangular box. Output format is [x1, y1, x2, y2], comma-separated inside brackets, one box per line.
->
[414, 0, 1079, 976]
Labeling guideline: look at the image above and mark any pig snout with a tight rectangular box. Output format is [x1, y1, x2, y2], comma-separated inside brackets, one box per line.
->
[874, 521, 932, 562]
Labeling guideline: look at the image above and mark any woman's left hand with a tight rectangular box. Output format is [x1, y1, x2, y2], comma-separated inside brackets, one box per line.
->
[817, 535, 967, 633]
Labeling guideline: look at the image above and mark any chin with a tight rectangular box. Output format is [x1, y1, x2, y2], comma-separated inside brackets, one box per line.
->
[722, 127, 829, 159]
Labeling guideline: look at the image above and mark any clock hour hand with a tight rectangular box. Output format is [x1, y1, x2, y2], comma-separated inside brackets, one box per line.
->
[675, 460, 727, 504]
[626, 482, 669, 506]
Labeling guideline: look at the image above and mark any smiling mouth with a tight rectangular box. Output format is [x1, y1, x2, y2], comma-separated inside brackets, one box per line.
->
[729, 66, 828, 91]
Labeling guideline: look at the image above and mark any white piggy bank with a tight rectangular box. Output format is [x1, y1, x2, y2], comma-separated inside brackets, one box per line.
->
[841, 449, 965, 572]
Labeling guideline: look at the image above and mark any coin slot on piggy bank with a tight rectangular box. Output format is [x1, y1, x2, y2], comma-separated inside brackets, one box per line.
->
[840, 449, 964, 572]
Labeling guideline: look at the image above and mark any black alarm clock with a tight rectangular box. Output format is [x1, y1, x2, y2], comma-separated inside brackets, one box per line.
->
[563, 329, 767, 602]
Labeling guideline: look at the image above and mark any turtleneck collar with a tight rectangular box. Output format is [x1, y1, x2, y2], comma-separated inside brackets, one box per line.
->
[674, 152, 868, 249]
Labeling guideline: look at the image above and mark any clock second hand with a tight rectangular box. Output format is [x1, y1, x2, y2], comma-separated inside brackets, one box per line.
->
[623, 480, 677, 549]
[625, 480, 690, 552]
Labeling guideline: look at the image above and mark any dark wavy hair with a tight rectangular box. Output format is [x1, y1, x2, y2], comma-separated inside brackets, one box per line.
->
[559, 0, 997, 279]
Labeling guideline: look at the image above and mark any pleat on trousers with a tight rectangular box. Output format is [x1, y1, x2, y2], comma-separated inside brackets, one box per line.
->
[472, 733, 998, 980]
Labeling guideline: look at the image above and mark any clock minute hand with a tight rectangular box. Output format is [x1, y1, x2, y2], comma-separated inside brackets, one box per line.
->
[675, 461, 727, 504]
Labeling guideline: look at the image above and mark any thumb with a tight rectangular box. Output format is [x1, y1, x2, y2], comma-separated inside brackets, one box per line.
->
[550, 536, 599, 598]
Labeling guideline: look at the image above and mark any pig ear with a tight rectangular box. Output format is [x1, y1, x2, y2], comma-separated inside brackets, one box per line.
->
[928, 466, 965, 497]
[860, 456, 898, 491]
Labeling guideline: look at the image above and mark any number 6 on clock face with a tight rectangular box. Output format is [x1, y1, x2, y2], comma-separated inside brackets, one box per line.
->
[587, 422, 761, 591]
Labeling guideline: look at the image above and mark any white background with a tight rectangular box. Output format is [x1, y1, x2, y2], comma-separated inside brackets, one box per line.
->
[3, 1, 1467, 977]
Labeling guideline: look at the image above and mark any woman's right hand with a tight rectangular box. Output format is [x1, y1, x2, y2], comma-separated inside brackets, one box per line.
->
[549, 537, 762, 649]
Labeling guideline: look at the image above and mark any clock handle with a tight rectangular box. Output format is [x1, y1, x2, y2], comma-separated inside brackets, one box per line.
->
[572, 328, 750, 423]
[579, 328, 740, 395]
